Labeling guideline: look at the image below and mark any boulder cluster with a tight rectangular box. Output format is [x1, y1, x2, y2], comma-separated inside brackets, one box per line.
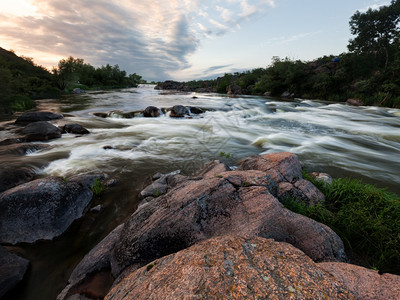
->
[55, 152, 399, 300]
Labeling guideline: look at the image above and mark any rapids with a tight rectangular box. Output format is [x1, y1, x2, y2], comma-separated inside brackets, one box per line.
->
[2, 84, 400, 299]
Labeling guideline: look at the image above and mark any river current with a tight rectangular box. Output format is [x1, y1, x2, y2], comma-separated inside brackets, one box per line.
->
[3, 84, 400, 299]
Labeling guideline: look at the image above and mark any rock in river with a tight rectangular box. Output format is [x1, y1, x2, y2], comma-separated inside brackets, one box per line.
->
[21, 121, 62, 141]
[15, 111, 63, 125]
[143, 106, 160, 118]
[61, 124, 90, 135]
[0, 176, 93, 244]
[169, 105, 188, 118]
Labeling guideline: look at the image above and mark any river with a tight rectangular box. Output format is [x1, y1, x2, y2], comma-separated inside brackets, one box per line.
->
[2, 84, 400, 299]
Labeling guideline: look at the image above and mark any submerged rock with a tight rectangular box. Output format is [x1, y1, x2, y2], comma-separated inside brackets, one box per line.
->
[15, 111, 63, 125]
[21, 121, 62, 141]
[106, 236, 354, 300]
[0, 166, 35, 193]
[0, 245, 29, 298]
[0, 176, 93, 244]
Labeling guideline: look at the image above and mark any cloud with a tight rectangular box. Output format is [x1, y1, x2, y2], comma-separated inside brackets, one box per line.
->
[359, 2, 390, 12]
[0, 0, 275, 81]
[204, 64, 233, 73]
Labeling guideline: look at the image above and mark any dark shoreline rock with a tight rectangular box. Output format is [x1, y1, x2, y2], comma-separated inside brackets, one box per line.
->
[57, 225, 124, 300]
[0, 176, 93, 244]
[0, 245, 30, 298]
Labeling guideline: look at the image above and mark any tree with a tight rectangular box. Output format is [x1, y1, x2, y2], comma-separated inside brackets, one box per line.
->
[348, 0, 400, 69]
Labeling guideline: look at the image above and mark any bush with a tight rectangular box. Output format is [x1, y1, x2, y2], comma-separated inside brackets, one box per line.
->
[5, 94, 35, 111]
[285, 174, 400, 274]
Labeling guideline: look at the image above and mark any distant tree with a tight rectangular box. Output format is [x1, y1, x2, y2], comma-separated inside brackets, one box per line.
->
[348, 0, 400, 69]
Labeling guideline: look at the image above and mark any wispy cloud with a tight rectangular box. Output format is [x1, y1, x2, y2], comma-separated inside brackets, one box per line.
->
[0, 0, 276, 80]
[359, 1, 390, 12]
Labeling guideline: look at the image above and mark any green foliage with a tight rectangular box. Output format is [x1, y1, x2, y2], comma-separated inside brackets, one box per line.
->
[348, 0, 400, 69]
[219, 151, 231, 159]
[52, 56, 142, 91]
[91, 178, 105, 196]
[0, 47, 59, 114]
[5, 95, 35, 111]
[287, 174, 400, 274]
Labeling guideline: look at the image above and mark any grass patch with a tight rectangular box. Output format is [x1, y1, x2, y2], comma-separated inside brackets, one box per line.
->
[91, 178, 105, 196]
[283, 175, 400, 274]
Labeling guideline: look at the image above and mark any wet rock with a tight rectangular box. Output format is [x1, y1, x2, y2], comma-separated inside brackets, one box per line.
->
[57, 225, 123, 300]
[106, 236, 354, 300]
[0, 176, 93, 244]
[61, 124, 90, 135]
[0, 143, 51, 156]
[90, 205, 103, 213]
[93, 112, 108, 118]
[319, 262, 400, 300]
[21, 121, 62, 141]
[15, 111, 63, 125]
[188, 106, 204, 114]
[310, 172, 333, 185]
[0, 166, 35, 193]
[140, 170, 187, 199]
[346, 98, 364, 106]
[169, 105, 188, 117]
[0, 245, 30, 298]
[111, 173, 346, 278]
[143, 106, 160, 118]
[0, 138, 25, 146]
[72, 88, 86, 94]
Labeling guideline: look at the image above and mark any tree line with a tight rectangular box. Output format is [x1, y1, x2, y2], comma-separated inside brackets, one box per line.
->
[0, 51, 143, 115]
[185, 0, 400, 107]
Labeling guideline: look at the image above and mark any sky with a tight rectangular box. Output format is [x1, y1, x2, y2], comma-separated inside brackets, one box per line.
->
[0, 0, 390, 81]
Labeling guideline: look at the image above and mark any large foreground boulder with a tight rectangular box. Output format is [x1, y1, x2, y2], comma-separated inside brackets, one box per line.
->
[110, 167, 345, 278]
[106, 236, 354, 300]
[21, 121, 62, 141]
[319, 262, 400, 300]
[0, 176, 93, 244]
[0, 246, 29, 298]
[15, 111, 63, 124]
